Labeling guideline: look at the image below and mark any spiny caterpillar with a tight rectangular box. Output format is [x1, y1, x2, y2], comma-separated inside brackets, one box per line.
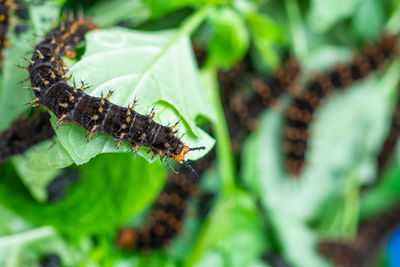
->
[116, 170, 198, 251]
[0, 0, 16, 69]
[318, 203, 400, 267]
[0, 111, 53, 164]
[283, 33, 399, 176]
[218, 58, 251, 109]
[26, 17, 205, 163]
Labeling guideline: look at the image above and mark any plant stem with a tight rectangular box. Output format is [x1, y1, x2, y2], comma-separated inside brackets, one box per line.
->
[202, 66, 236, 194]
[0, 226, 56, 247]
[182, 5, 237, 265]
[285, 0, 308, 59]
[185, 65, 237, 266]
[180, 5, 213, 37]
[385, 0, 400, 33]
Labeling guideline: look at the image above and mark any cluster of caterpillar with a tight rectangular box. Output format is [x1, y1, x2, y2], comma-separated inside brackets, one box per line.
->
[25, 16, 204, 163]
[317, 202, 400, 267]
[192, 41, 301, 144]
[283, 33, 399, 176]
[226, 57, 301, 135]
[116, 165, 200, 251]
[0, 111, 53, 164]
[212, 57, 301, 154]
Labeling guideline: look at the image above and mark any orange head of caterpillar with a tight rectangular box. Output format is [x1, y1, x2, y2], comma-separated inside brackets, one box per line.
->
[84, 19, 100, 31]
[172, 145, 206, 162]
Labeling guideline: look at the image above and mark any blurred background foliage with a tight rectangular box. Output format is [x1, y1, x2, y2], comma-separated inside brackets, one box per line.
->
[1, 0, 400, 266]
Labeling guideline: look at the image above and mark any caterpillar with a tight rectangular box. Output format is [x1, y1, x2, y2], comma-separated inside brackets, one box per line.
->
[0, 111, 54, 164]
[26, 17, 205, 163]
[116, 167, 199, 251]
[227, 57, 301, 135]
[283, 33, 399, 176]
[318, 202, 400, 267]
[13, 0, 29, 36]
[0, 0, 16, 69]
[116, 154, 213, 251]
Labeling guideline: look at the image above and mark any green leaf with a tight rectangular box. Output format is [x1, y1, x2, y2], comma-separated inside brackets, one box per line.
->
[88, 0, 151, 27]
[188, 190, 267, 267]
[360, 162, 400, 219]
[317, 173, 360, 239]
[352, 0, 384, 40]
[308, 0, 363, 32]
[55, 27, 215, 165]
[0, 2, 59, 131]
[246, 12, 285, 68]
[0, 205, 31, 236]
[12, 140, 73, 203]
[232, 0, 264, 15]
[207, 7, 249, 69]
[247, 12, 285, 43]
[0, 226, 56, 248]
[0, 153, 166, 235]
[269, 214, 329, 267]
[302, 46, 352, 73]
[143, 0, 228, 19]
[115, 252, 177, 267]
[0, 225, 92, 266]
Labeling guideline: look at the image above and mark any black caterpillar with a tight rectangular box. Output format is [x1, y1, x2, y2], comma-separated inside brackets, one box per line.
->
[283, 33, 399, 176]
[26, 17, 204, 163]
[226, 58, 301, 135]
[116, 154, 213, 251]
[0, 111, 54, 164]
[116, 166, 199, 251]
